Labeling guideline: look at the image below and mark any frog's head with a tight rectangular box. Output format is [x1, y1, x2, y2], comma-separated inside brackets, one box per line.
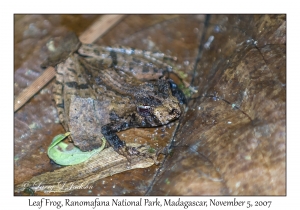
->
[135, 79, 184, 126]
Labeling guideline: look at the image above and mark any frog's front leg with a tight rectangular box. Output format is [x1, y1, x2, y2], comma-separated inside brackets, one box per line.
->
[101, 122, 127, 150]
[101, 121, 138, 160]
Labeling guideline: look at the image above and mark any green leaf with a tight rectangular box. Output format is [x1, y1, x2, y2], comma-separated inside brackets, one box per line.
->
[47, 132, 106, 166]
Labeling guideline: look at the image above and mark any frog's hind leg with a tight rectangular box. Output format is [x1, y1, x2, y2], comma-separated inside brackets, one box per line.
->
[99, 46, 177, 63]
[80, 44, 177, 63]
[78, 45, 176, 78]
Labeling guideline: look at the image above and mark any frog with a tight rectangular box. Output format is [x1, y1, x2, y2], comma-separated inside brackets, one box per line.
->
[42, 32, 186, 159]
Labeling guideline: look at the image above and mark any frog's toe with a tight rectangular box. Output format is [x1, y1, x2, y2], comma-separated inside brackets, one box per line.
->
[116, 146, 132, 163]
[117, 144, 159, 164]
[118, 145, 143, 162]
[126, 145, 142, 156]
[129, 145, 160, 164]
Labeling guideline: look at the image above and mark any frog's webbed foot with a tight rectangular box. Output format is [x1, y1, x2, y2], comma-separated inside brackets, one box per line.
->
[114, 144, 159, 165]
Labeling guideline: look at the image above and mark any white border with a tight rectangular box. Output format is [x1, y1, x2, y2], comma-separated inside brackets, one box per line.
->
[4, 0, 295, 209]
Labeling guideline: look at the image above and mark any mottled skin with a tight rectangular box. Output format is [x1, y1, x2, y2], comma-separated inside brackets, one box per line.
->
[44, 33, 185, 157]
[99, 77, 183, 150]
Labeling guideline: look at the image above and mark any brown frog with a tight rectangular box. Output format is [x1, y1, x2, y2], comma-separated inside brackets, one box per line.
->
[42, 32, 186, 158]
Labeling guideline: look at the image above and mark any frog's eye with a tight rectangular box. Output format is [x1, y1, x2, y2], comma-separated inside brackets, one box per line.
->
[137, 105, 151, 116]
[168, 79, 187, 105]
[168, 80, 177, 90]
